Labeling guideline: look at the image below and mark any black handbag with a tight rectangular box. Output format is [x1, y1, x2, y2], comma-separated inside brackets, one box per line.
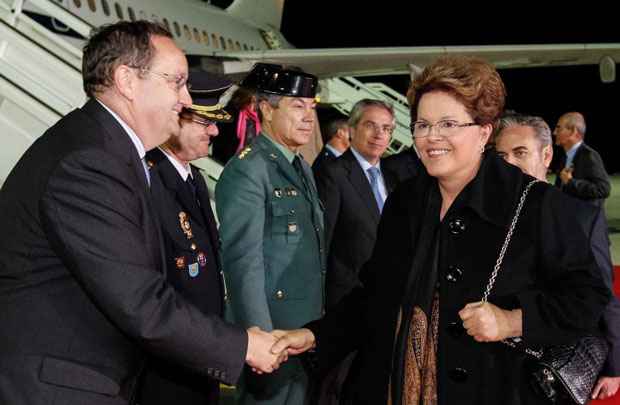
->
[482, 179, 609, 405]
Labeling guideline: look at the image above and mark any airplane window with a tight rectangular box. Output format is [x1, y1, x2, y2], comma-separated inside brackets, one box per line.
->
[173, 21, 181, 37]
[114, 2, 123, 19]
[202, 31, 210, 45]
[211, 33, 219, 48]
[227, 39, 234, 50]
[73, 0, 81, 8]
[220, 36, 226, 50]
[101, 0, 110, 16]
[193, 28, 201, 43]
[183, 25, 191, 41]
[127, 7, 135, 21]
[87, 0, 96, 12]
[162, 18, 170, 32]
[243, 44, 248, 50]
[235, 41, 241, 51]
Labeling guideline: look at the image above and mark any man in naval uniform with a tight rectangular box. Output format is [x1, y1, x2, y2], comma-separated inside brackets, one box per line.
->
[139, 72, 235, 404]
[216, 64, 326, 405]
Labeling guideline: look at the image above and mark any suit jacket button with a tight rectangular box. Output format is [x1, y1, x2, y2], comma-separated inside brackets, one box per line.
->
[445, 266, 463, 283]
[448, 218, 466, 235]
[191, 243, 197, 251]
[449, 367, 468, 382]
[275, 290, 285, 299]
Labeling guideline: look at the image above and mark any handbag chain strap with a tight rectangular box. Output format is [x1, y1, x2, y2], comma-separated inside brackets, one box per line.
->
[480, 179, 542, 359]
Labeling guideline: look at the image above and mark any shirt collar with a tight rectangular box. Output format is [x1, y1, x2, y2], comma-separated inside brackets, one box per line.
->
[350, 146, 381, 172]
[158, 147, 192, 181]
[566, 141, 583, 163]
[325, 144, 343, 157]
[263, 133, 297, 163]
[96, 99, 146, 160]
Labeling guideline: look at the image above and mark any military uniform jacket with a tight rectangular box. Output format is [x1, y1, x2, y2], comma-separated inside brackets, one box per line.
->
[139, 148, 238, 404]
[216, 134, 326, 332]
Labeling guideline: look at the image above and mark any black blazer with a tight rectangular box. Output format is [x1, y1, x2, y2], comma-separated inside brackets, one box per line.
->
[554, 142, 610, 207]
[308, 151, 609, 404]
[139, 148, 229, 404]
[311, 145, 337, 176]
[315, 149, 396, 309]
[0, 100, 246, 405]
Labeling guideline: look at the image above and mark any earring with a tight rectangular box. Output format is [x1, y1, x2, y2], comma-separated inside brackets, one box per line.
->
[480, 144, 485, 154]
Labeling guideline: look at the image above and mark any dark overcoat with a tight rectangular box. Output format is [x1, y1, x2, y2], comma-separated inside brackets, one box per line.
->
[309, 151, 610, 405]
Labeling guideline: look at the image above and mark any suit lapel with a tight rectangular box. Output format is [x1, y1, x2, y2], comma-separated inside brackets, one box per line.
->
[342, 150, 381, 221]
[82, 99, 150, 192]
[257, 136, 311, 201]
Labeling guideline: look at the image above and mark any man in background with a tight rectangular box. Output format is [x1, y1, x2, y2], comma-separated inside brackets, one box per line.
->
[495, 113, 620, 400]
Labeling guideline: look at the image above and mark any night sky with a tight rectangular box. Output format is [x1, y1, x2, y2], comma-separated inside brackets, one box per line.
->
[278, 5, 620, 173]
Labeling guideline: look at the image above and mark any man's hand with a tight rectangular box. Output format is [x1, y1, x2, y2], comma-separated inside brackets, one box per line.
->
[270, 328, 316, 355]
[246, 327, 288, 374]
[559, 166, 573, 184]
[592, 376, 620, 400]
[459, 302, 522, 342]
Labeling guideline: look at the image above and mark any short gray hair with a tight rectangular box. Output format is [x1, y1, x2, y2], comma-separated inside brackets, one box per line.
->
[256, 91, 283, 123]
[563, 112, 587, 136]
[348, 99, 395, 128]
[496, 113, 552, 147]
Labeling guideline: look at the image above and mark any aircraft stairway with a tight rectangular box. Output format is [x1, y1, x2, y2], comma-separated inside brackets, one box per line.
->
[0, 0, 87, 184]
[0, 0, 414, 191]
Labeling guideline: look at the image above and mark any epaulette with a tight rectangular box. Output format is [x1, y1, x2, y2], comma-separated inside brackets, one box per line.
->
[238, 146, 252, 160]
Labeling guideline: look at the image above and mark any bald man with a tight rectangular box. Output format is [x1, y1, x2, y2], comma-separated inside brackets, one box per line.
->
[496, 113, 620, 400]
[553, 112, 610, 207]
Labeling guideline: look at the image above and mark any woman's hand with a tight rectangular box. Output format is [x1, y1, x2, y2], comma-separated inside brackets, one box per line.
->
[458, 302, 522, 342]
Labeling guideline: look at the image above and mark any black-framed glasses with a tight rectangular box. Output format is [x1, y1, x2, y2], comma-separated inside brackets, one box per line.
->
[410, 119, 479, 138]
[130, 66, 189, 91]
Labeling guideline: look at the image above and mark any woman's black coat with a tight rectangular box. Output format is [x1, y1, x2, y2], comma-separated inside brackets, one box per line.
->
[308, 151, 610, 405]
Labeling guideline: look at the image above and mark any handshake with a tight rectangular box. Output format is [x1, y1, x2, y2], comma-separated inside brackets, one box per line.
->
[245, 327, 316, 374]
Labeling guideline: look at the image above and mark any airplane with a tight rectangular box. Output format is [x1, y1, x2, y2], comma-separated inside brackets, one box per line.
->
[1, 0, 619, 185]
[16, 0, 620, 80]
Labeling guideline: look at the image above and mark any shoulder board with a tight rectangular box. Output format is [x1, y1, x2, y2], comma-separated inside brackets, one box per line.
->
[238, 146, 253, 160]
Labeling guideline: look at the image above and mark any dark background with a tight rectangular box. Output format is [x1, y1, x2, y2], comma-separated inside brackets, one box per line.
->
[215, 2, 620, 173]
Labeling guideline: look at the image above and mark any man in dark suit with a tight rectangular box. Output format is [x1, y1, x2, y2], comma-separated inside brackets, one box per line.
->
[317, 99, 397, 309]
[312, 118, 350, 175]
[139, 73, 236, 404]
[0, 21, 282, 405]
[496, 113, 620, 400]
[553, 112, 611, 207]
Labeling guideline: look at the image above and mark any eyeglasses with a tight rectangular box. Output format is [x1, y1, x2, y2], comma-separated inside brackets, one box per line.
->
[180, 111, 215, 127]
[410, 119, 479, 138]
[360, 120, 395, 135]
[130, 66, 189, 91]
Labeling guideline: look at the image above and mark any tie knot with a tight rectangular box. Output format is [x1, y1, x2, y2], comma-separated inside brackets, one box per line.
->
[367, 166, 380, 179]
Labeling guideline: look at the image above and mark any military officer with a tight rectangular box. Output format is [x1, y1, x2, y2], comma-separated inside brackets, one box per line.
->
[215, 64, 326, 405]
[139, 72, 235, 404]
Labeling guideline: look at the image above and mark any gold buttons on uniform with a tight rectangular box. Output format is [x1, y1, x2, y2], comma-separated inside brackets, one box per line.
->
[275, 290, 285, 299]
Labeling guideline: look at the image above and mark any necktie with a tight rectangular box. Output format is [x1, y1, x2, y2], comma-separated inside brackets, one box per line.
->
[292, 156, 310, 193]
[186, 176, 200, 206]
[367, 166, 384, 213]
